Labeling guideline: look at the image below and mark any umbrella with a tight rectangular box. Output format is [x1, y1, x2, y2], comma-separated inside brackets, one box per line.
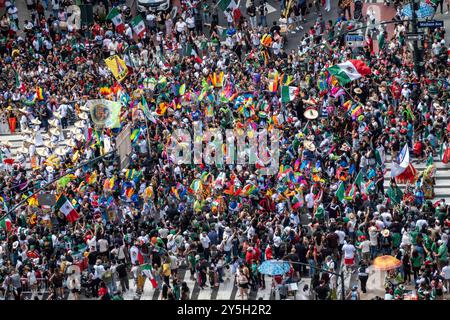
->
[401, 2, 435, 19]
[258, 259, 291, 276]
[372, 255, 402, 271]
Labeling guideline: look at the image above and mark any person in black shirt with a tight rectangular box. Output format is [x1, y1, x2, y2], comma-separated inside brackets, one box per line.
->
[258, 1, 268, 27]
[314, 280, 330, 300]
[247, 1, 257, 28]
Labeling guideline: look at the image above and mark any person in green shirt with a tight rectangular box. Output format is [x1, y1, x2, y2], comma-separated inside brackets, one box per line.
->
[434, 240, 448, 269]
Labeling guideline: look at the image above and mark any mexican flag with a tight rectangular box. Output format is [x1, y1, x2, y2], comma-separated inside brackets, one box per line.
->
[327, 60, 371, 85]
[141, 264, 158, 288]
[354, 170, 363, 189]
[0, 216, 12, 232]
[291, 192, 304, 209]
[55, 195, 79, 223]
[15, 72, 25, 92]
[186, 44, 203, 64]
[345, 184, 356, 200]
[335, 181, 345, 203]
[131, 14, 146, 38]
[281, 86, 297, 104]
[217, 0, 238, 12]
[106, 8, 125, 33]
[386, 185, 403, 206]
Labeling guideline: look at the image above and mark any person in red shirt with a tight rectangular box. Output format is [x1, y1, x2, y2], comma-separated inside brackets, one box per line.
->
[265, 244, 273, 260]
[390, 82, 402, 108]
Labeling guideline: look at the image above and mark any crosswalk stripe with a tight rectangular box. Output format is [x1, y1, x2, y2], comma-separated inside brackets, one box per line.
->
[216, 270, 234, 300]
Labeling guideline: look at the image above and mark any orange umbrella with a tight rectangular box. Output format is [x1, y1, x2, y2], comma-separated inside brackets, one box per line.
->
[372, 255, 402, 271]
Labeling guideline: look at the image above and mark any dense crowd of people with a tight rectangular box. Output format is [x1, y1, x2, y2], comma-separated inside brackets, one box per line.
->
[0, 0, 449, 301]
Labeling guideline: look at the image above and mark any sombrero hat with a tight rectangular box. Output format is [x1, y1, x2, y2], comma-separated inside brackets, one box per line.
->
[78, 112, 89, 120]
[43, 141, 56, 149]
[74, 120, 85, 129]
[66, 139, 77, 148]
[80, 104, 90, 112]
[304, 140, 316, 152]
[52, 111, 62, 119]
[31, 118, 41, 125]
[54, 147, 67, 156]
[49, 127, 61, 136]
[46, 166, 54, 173]
[3, 141, 12, 148]
[354, 88, 362, 94]
[304, 106, 319, 120]
[36, 148, 50, 157]
[18, 107, 29, 114]
[48, 119, 59, 127]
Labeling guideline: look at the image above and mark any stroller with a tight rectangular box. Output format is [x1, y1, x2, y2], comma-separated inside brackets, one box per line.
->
[354, 0, 363, 22]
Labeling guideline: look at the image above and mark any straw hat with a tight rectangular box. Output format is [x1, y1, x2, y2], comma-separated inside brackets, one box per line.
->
[78, 112, 89, 120]
[80, 104, 90, 112]
[54, 147, 67, 156]
[66, 139, 77, 148]
[354, 88, 362, 94]
[49, 127, 61, 136]
[74, 120, 85, 129]
[36, 148, 49, 157]
[3, 141, 12, 148]
[53, 111, 62, 119]
[304, 140, 316, 152]
[31, 118, 41, 125]
[43, 141, 56, 149]
[48, 119, 59, 127]
[18, 107, 29, 114]
[46, 166, 54, 173]
[381, 229, 390, 237]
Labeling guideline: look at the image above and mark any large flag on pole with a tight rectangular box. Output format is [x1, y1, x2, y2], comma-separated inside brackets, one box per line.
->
[335, 181, 345, 202]
[106, 7, 125, 33]
[130, 14, 146, 38]
[281, 86, 298, 103]
[390, 144, 410, 178]
[55, 195, 79, 223]
[0, 215, 12, 232]
[327, 60, 371, 85]
[104, 55, 129, 82]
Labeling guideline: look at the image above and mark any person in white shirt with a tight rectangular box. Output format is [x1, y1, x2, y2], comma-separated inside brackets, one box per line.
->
[175, 19, 187, 41]
[342, 240, 356, 272]
[200, 232, 211, 260]
[358, 236, 371, 262]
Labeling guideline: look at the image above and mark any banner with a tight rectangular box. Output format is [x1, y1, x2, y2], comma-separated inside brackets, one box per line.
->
[104, 55, 128, 82]
[87, 99, 122, 128]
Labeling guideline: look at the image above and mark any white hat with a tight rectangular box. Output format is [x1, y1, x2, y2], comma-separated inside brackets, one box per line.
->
[35, 148, 49, 157]
[46, 166, 54, 173]
[48, 119, 59, 127]
[78, 112, 89, 120]
[49, 127, 61, 136]
[31, 118, 41, 125]
[80, 104, 90, 112]
[16, 146, 29, 155]
[43, 140, 56, 149]
[74, 120, 85, 129]
[53, 111, 62, 119]
[54, 147, 67, 156]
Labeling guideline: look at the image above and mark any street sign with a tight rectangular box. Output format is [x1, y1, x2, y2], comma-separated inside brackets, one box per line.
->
[405, 33, 424, 41]
[346, 34, 365, 48]
[418, 20, 444, 28]
[346, 34, 365, 42]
